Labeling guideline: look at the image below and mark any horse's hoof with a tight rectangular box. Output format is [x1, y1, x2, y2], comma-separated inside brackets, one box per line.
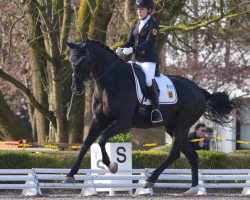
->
[62, 176, 75, 184]
[143, 180, 155, 188]
[183, 186, 199, 196]
[108, 162, 118, 174]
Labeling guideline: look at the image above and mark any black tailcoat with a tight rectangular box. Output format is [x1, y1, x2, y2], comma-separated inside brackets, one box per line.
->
[123, 17, 159, 63]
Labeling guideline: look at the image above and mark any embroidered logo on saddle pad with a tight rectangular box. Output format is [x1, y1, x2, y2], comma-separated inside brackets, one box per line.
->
[131, 66, 178, 105]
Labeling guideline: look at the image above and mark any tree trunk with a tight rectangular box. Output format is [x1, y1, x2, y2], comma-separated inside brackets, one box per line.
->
[88, 0, 113, 40]
[50, 60, 67, 143]
[36, 0, 68, 143]
[68, 95, 84, 143]
[155, 0, 187, 63]
[124, 0, 134, 21]
[60, 0, 72, 52]
[76, 0, 91, 41]
[83, 0, 114, 136]
[132, 128, 165, 146]
[0, 92, 34, 141]
[83, 85, 94, 139]
[26, 2, 49, 143]
[66, 0, 90, 143]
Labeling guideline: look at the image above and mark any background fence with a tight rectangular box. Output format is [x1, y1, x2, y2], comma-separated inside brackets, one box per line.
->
[1, 168, 250, 196]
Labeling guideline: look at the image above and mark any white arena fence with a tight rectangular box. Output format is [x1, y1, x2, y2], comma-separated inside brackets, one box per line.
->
[0, 168, 250, 196]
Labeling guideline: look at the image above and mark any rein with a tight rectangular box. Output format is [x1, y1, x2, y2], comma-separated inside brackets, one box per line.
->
[83, 49, 120, 86]
[71, 44, 121, 87]
[88, 56, 120, 85]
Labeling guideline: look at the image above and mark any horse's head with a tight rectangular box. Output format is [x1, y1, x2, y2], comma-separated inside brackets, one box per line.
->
[66, 41, 92, 95]
[67, 40, 122, 95]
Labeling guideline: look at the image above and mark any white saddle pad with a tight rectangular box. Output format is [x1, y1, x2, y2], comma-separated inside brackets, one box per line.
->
[131, 65, 178, 105]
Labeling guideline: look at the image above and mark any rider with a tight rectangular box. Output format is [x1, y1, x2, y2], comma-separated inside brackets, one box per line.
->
[116, 0, 163, 123]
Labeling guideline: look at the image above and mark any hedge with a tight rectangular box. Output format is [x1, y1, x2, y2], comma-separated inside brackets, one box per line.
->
[0, 151, 89, 169]
[232, 150, 250, 155]
[0, 150, 250, 169]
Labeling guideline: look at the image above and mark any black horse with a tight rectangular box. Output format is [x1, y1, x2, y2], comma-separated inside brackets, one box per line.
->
[64, 39, 237, 195]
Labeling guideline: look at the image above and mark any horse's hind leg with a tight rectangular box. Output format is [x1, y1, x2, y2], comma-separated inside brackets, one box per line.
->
[180, 138, 200, 195]
[144, 125, 189, 188]
[181, 138, 199, 187]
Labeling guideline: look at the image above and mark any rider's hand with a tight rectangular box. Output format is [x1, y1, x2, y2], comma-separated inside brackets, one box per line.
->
[122, 47, 133, 55]
[115, 47, 123, 56]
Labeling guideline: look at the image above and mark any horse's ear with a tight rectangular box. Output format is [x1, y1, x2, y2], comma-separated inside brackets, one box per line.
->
[65, 41, 76, 49]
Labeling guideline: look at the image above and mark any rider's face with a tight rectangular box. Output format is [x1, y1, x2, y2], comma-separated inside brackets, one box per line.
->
[136, 7, 149, 19]
[197, 127, 206, 138]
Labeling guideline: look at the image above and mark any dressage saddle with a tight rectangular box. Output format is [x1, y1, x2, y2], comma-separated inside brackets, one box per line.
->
[132, 63, 160, 99]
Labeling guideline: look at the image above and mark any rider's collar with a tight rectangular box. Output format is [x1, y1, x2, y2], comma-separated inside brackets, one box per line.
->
[140, 15, 151, 23]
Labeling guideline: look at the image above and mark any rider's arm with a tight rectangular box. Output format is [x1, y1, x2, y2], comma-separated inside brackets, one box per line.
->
[122, 23, 136, 48]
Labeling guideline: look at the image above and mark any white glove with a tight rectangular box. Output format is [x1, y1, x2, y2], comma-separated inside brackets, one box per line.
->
[115, 47, 123, 56]
[122, 47, 133, 55]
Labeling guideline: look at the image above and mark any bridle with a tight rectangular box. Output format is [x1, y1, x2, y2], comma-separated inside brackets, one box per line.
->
[68, 43, 120, 118]
[71, 48, 120, 85]
[71, 50, 92, 83]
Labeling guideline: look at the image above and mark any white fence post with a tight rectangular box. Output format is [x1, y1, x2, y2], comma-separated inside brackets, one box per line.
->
[242, 173, 250, 195]
[134, 169, 153, 196]
[22, 168, 42, 196]
[90, 142, 132, 196]
[1, 168, 250, 196]
[198, 172, 207, 195]
[81, 173, 97, 196]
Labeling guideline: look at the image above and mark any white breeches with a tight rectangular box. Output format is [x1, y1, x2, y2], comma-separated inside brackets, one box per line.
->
[136, 62, 156, 86]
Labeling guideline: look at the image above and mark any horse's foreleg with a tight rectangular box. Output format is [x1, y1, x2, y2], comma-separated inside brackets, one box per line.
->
[98, 120, 130, 173]
[63, 118, 106, 183]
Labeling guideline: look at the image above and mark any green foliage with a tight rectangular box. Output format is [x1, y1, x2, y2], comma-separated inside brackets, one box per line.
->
[197, 150, 226, 157]
[1, 150, 250, 170]
[108, 133, 132, 143]
[132, 150, 238, 169]
[222, 154, 250, 169]
[0, 151, 90, 169]
[197, 150, 227, 168]
[0, 151, 31, 169]
[132, 151, 190, 169]
[232, 150, 250, 155]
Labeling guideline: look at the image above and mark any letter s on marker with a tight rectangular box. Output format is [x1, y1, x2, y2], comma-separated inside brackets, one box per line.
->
[116, 146, 126, 163]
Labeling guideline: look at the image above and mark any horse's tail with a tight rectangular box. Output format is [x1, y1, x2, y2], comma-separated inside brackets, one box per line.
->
[200, 88, 238, 126]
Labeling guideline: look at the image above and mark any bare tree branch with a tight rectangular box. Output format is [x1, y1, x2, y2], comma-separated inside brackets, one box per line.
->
[0, 68, 57, 129]
[160, 1, 250, 32]
[26, 38, 54, 63]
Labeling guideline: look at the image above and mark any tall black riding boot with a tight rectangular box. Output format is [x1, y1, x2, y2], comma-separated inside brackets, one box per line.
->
[148, 83, 163, 123]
